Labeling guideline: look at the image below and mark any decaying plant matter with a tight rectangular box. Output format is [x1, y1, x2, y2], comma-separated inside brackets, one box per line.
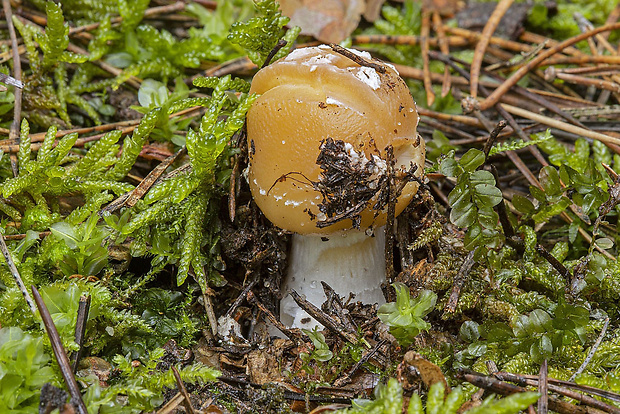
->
[2, 0, 620, 413]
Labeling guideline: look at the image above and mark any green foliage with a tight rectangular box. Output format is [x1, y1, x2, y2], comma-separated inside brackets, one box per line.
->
[120, 75, 255, 292]
[0, 1, 295, 412]
[340, 378, 405, 414]
[228, 0, 300, 66]
[338, 379, 539, 414]
[512, 137, 614, 263]
[38, 2, 88, 69]
[456, 304, 592, 368]
[132, 288, 201, 348]
[300, 327, 334, 375]
[459, 389, 540, 414]
[4, 0, 618, 411]
[426, 130, 458, 165]
[378, 283, 437, 347]
[49, 213, 109, 277]
[8, 0, 277, 130]
[12, 2, 104, 127]
[0, 328, 57, 412]
[440, 149, 504, 252]
[365, 0, 422, 65]
[489, 130, 553, 157]
[83, 347, 219, 413]
[105, 109, 160, 181]
[527, 0, 617, 39]
[0, 118, 135, 238]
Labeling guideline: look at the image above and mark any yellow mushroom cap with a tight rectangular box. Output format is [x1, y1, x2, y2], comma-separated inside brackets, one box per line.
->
[247, 45, 424, 234]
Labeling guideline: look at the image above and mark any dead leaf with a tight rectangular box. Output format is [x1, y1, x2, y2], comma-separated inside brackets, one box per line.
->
[401, 351, 449, 392]
[192, 337, 221, 370]
[456, 2, 530, 39]
[363, 0, 385, 22]
[220, 353, 246, 370]
[278, 0, 365, 43]
[246, 348, 285, 385]
[422, 0, 462, 16]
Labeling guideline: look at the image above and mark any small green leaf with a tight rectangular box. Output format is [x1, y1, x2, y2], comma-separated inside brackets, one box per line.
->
[512, 195, 535, 214]
[529, 185, 547, 203]
[460, 321, 480, 342]
[528, 309, 553, 333]
[539, 166, 562, 196]
[595, 237, 614, 250]
[450, 202, 476, 228]
[439, 157, 459, 177]
[482, 322, 513, 341]
[552, 318, 575, 330]
[459, 148, 485, 172]
[467, 342, 487, 357]
[477, 207, 499, 229]
[50, 222, 79, 249]
[470, 170, 495, 186]
[473, 184, 503, 207]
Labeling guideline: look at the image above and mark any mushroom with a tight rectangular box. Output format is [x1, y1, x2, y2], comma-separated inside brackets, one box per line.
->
[247, 45, 424, 328]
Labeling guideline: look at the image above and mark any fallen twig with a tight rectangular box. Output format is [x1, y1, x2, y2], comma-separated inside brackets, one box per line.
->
[171, 366, 196, 414]
[32, 286, 88, 414]
[569, 317, 610, 382]
[539, 360, 549, 414]
[444, 249, 477, 314]
[70, 295, 91, 373]
[0, 232, 36, 314]
[470, 0, 514, 99]
[3, 0, 22, 177]
[481, 22, 620, 110]
[494, 370, 620, 413]
[458, 369, 593, 414]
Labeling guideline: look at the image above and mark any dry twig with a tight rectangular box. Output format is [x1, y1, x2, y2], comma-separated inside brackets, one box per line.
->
[32, 286, 88, 414]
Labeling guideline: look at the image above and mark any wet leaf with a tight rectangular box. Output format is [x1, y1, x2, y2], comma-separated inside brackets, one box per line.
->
[278, 0, 366, 43]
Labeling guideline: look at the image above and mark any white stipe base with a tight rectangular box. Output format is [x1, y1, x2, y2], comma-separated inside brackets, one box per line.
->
[280, 227, 387, 329]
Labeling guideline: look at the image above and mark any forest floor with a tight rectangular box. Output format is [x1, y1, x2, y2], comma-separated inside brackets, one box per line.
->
[3, 0, 620, 413]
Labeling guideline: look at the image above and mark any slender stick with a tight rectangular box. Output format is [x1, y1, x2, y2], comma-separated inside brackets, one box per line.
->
[385, 146, 396, 290]
[32, 286, 88, 414]
[501, 103, 620, 146]
[329, 43, 386, 73]
[225, 276, 258, 318]
[261, 39, 287, 68]
[333, 339, 387, 387]
[420, 10, 434, 106]
[480, 22, 620, 110]
[470, 0, 514, 99]
[538, 360, 549, 414]
[535, 245, 573, 282]
[458, 369, 591, 414]
[0, 233, 36, 314]
[68, 1, 187, 35]
[247, 290, 303, 343]
[71, 295, 91, 373]
[202, 290, 218, 339]
[352, 34, 469, 47]
[444, 249, 477, 314]
[171, 366, 196, 414]
[3, 0, 22, 177]
[446, 25, 533, 53]
[288, 290, 359, 345]
[494, 370, 620, 413]
[431, 11, 452, 98]
[569, 317, 610, 381]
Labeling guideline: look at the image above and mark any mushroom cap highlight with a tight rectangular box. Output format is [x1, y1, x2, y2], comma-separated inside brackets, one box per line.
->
[247, 45, 424, 234]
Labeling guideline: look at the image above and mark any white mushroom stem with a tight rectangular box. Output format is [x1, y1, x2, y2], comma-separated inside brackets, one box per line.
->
[280, 228, 387, 329]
